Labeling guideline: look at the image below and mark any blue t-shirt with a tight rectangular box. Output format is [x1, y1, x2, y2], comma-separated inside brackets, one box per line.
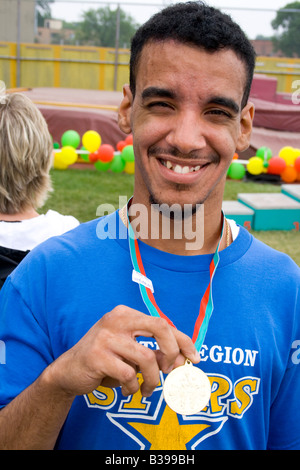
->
[0, 211, 299, 450]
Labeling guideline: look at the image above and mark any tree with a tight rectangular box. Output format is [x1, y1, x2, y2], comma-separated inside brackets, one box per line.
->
[271, 2, 300, 57]
[36, 0, 54, 27]
[75, 6, 140, 48]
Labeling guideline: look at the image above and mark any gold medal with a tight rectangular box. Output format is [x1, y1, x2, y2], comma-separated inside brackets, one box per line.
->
[163, 359, 211, 416]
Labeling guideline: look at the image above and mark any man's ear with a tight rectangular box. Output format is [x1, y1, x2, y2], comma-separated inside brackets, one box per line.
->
[118, 84, 133, 134]
[236, 102, 255, 152]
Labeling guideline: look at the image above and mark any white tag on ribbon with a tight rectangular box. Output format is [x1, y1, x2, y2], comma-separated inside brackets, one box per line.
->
[132, 269, 154, 293]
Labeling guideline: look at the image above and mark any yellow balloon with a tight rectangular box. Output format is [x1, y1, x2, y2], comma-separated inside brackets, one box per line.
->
[124, 161, 135, 174]
[53, 152, 69, 170]
[60, 146, 78, 166]
[293, 148, 300, 157]
[279, 146, 297, 166]
[82, 130, 101, 153]
[247, 157, 264, 175]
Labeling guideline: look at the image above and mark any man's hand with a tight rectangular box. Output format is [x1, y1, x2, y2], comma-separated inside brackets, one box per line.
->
[45, 305, 200, 399]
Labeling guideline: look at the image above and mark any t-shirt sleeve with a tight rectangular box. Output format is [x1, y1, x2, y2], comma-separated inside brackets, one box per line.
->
[0, 278, 54, 408]
[267, 292, 300, 451]
[267, 361, 300, 450]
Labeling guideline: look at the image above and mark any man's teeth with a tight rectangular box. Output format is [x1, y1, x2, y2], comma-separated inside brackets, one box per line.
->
[163, 160, 202, 174]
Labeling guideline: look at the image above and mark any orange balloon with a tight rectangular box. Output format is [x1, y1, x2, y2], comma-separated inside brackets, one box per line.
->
[281, 166, 298, 183]
[117, 140, 127, 151]
[125, 134, 133, 145]
[97, 144, 114, 162]
[268, 156, 286, 175]
[296, 172, 300, 182]
[89, 150, 100, 163]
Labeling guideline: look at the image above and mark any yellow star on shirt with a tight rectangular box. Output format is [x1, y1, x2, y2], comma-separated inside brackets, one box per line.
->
[128, 403, 210, 450]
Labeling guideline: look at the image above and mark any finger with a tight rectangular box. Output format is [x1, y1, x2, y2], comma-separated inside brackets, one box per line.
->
[172, 328, 201, 364]
[109, 336, 161, 397]
[101, 360, 139, 390]
[143, 320, 200, 372]
[154, 349, 186, 372]
[133, 317, 183, 373]
[101, 356, 140, 396]
[102, 309, 181, 375]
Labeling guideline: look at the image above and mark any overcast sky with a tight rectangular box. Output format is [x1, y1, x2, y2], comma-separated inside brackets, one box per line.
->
[50, 0, 290, 39]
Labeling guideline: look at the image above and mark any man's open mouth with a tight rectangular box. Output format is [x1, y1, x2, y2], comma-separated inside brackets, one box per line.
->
[160, 159, 209, 174]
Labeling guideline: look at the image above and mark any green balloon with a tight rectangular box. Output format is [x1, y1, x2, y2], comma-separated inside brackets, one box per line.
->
[79, 146, 89, 162]
[110, 154, 126, 173]
[61, 130, 81, 149]
[121, 145, 135, 162]
[94, 160, 111, 172]
[228, 162, 246, 180]
[53, 141, 60, 149]
[256, 146, 272, 161]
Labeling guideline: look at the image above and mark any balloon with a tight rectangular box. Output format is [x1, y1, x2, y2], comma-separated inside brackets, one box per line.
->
[110, 153, 126, 173]
[256, 146, 272, 162]
[121, 145, 135, 162]
[79, 146, 89, 162]
[89, 150, 100, 163]
[281, 166, 298, 183]
[82, 130, 101, 153]
[295, 156, 300, 173]
[296, 172, 300, 182]
[227, 162, 246, 180]
[61, 130, 81, 149]
[53, 141, 60, 149]
[279, 146, 297, 166]
[247, 157, 264, 175]
[117, 140, 127, 151]
[94, 160, 111, 172]
[97, 144, 115, 163]
[53, 152, 69, 170]
[293, 148, 300, 161]
[60, 146, 78, 166]
[267, 156, 286, 175]
[124, 161, 135, 174]
[232, 152, 239, 160]
[125, 134, 133, 145]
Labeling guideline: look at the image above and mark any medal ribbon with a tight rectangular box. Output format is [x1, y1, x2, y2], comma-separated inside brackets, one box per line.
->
[127, 207, 225, 352]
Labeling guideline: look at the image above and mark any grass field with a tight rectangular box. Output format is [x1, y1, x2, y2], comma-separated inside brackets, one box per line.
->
[41, 168, 300, 266]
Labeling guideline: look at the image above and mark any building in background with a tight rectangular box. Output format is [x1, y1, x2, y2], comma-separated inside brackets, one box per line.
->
[251, 39, 284, 57]
[36, 19, 75, 45]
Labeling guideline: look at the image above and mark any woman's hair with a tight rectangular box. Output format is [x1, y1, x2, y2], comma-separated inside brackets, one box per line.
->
[130, 1, 256, 109]
[0, 91, 53, 214]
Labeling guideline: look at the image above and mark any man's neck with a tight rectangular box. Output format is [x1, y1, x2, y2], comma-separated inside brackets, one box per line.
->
[120, 198, 231, 256]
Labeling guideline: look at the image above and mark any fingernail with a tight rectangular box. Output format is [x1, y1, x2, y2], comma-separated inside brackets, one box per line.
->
[194, 351, 201, 362]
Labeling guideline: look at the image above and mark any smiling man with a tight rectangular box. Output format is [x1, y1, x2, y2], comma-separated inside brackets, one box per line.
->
[0, 2, 299, 450]
[118, 38, 254, 253]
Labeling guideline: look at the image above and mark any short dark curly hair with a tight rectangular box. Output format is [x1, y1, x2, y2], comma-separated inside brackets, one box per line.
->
[130, 1, 256, 109]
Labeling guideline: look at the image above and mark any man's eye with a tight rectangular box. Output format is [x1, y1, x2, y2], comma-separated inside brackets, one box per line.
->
[207, 109, 232, 117]
[147, 101, 172, 109]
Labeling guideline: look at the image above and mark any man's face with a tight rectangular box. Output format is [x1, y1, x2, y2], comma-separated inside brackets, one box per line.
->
[119, 40, 254, 210]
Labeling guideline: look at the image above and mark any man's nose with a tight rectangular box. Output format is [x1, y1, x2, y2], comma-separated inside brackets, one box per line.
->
[165, 111, 207, 155]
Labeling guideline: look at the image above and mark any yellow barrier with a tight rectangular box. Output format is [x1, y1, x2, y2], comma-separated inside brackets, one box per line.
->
[32, 100, 118, 111]
[1, 42, 300, 94]
[254, 56, 300, 94]
[0, 42, 130, 91]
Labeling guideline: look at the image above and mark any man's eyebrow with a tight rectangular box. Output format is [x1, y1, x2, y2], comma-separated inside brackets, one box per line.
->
[207, 96, 240, 114]
[141, 87, 176, 101]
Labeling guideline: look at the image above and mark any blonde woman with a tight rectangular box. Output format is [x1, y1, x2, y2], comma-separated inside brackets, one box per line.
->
[0, 89, 79, 287]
